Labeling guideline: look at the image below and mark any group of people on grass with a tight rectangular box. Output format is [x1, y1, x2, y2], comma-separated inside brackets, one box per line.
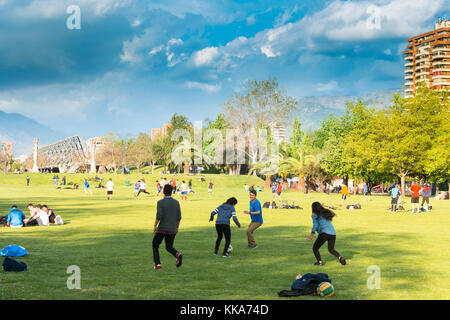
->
[2, 204, 62, 228]
[151, 183, 346, 270]
[389, 182, 432, 213]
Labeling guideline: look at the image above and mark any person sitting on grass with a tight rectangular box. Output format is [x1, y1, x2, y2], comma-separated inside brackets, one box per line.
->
[307, 202, 346, 266]
[209, 197, 241, 257]
[42, 205, 56, 223]
[25, 204, 49, 227]
[5, 206, 26, 228]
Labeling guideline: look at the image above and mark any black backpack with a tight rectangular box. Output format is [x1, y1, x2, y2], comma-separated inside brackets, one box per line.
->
[3, 257, 27, 272]
[263, 202, 270, 208]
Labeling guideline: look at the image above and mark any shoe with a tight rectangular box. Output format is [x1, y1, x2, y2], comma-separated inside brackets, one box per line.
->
[249, 245, 258, 249]
[222, 253, 230, 258]
[213, 250, 218, 255]
[153, 264, 162, 270]
[314, 261, 324, 266]
[339, 256, 347, 265]
[176, 253, 183, 267]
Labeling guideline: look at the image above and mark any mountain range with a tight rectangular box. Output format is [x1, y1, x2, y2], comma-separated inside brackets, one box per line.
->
[0, 110, 64, 157]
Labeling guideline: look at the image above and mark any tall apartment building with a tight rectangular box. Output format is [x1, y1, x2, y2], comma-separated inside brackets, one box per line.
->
[270, 122, 288, 144]
[404, 19, 450, 98]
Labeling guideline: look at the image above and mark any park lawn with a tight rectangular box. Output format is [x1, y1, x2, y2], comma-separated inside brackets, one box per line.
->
[0, 173, 449, 300]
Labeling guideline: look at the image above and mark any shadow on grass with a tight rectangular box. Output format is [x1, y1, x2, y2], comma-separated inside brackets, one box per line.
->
[0, 218, 441, 300]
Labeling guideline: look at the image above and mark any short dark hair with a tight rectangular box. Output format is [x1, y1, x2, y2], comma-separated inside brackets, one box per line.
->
[36, 204, 42, 209]
[250, 190, 257, 196]
[27, 203, 34, 207]
[163, 184, 173, 196]
[225, 197, 238, 206]
[42, 205, 48, 209]
[11, 205, 17, 209]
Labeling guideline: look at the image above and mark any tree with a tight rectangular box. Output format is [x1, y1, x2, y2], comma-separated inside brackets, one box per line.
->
[222, 77, 298, 175]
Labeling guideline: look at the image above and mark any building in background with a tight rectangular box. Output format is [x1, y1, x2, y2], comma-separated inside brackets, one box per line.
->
[270, 123, 288, 144]
[404, 18, 450, 98]
[151, 123, 171, 139]
[85, 137, 105, 154]
[1, 141, 13, 158]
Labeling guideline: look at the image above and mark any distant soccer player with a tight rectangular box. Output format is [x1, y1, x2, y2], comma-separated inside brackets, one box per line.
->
[389, 184, 401, 213]
[410, 182, 421, 214]
[209, 197, 241, 257]
[180, 180, 188, 201]
[106, 178, 114, 200]
[243, 190, 263, 249]
[307, 202, 346, 266]
[84, 179, 93, 195]
[208, 180, 214, 196]
[276, 182, 283, 202]
[152, 184, 183, 270]
[156, 180, 162, 197]
[339, 182, 349, 207]
[137, 179, 150, 197]
[26, 176, 30, 186]
[420, 183, 431, 212]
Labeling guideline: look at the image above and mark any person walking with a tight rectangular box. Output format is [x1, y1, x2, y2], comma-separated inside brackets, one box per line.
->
[26, 176, 30, 186]
[180, 181, 188, 201]
[307, 202, 346, 266]
[209, 197, 241, 257]
[243, 190, 263, 249]
[339, 182, 349, 207]
[420, 183, 431, 212]
[208, 180, 214, 196]
[106, 178, 114, 200]
[152, 184, 183, 270]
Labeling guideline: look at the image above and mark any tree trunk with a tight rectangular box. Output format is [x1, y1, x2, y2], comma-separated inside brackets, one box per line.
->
[400, 172, 406, 197]
[353, 178, 357, 195]
[265, 175, 271, 189]
[299, 175, 305, 192]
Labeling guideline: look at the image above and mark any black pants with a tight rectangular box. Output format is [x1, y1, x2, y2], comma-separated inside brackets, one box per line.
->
[421, 197, 429, 206]
[215, 224, 231, 255]
[137, 189, 150, 196]
[313, 233, 341, 262]
[152, 232, 178, 266]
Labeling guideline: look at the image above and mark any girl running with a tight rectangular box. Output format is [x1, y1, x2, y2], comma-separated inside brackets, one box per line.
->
[209, 197, 241, 257]
[307, 202, 346, 266]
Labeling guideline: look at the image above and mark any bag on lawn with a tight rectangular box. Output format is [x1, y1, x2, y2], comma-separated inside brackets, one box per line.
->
[3, 257, 27, 272]
[0, 245, 28, 257]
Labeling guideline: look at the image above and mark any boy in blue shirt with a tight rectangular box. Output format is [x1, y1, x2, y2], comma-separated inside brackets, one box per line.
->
[243, 190, 263, 249]
[389, 184, 401, 212]
[5, 206, 26, 228]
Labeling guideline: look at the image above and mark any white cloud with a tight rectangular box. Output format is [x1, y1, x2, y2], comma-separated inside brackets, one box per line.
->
[192, 47, 220, 67]
[185, 81, 221, 93]
[316, 80, 340, 93]
[260, 45, 278, 58]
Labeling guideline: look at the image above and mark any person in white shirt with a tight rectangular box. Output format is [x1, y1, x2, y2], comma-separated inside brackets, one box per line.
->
[25, 205, 49, 226]
[137, 179, 150, 197]
[180, 181, 188, 201]
[106, 178, 114, 200]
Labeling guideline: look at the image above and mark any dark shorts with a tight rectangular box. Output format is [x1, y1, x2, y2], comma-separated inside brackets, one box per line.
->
[107, 191, 113, 195]
[391, 197, 398, 204]
[411, 197, 419, 204]
[342, 194, 347, 200]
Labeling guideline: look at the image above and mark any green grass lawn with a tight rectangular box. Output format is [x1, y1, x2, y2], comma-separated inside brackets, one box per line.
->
[0, 173, 449, 300]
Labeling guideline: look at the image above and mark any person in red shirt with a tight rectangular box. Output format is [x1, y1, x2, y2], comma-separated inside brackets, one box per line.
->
[409, 182, 421, 214]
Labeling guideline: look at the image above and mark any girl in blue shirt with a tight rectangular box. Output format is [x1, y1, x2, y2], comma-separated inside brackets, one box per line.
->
[307, 202, 346, 266]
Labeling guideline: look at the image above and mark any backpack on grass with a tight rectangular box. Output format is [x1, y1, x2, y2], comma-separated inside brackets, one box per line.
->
[2, 257, 27, 272]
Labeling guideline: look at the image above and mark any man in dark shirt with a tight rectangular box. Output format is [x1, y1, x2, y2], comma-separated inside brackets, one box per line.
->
[152, 184, 183, 270]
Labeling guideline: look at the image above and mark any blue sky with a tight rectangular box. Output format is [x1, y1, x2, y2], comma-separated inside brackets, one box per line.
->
[0, 0, 448, 140]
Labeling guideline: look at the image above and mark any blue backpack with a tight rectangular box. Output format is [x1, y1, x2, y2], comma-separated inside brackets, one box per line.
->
[0, 245, 29, 257]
